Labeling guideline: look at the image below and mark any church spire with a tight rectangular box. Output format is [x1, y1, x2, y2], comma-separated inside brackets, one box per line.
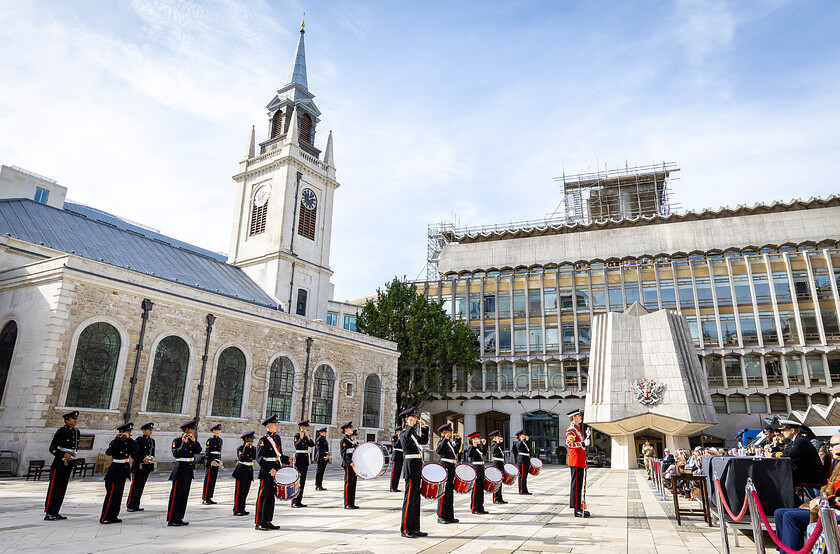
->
[245, 125, 255, 159]
[287, 17, 308, 90]
[324, 130, 334, 167]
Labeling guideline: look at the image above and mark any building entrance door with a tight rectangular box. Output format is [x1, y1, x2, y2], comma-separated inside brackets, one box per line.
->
[523, 411, 560, 464]
[634, 433, 664, 468]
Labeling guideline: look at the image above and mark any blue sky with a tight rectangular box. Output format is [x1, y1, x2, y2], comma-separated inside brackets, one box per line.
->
[1, 1, 838, 302]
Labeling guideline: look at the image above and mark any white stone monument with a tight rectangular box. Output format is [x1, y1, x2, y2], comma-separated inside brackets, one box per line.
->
[584, 303, 718, 469]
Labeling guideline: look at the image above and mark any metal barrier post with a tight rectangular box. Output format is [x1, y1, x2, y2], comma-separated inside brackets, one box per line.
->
[745, 479, 765, 554]
[715, 471, 731, 554]
[658, 461, 666, 501]
[818, 494, 840, 554]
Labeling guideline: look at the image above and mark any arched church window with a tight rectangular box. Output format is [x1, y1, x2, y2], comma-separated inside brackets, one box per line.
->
[146, 336, 190, 414]
[271, 110, 285, 138]
[266, 356, 294, 421]
[211, 347, 246, 418]
[310, 364, 335, 424]
[0, 321, 18, 403]
[65, 322, 121, 409]
[362, 374, 381, 428]
[298, 187, 317, 241]
[249, 185, 269, 236]
[299, 113, 312, 144]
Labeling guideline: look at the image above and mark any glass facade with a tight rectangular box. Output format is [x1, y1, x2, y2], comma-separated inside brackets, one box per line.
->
[417, 242, 840, 415]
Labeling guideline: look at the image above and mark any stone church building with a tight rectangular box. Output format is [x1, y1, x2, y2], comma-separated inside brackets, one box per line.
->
[0, 24, 398, 474]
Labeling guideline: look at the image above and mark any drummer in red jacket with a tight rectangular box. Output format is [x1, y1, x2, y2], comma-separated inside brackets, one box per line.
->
[565, 409, 590, 518]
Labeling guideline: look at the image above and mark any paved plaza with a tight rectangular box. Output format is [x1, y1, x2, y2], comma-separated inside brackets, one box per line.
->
[0, 465, 760, 553]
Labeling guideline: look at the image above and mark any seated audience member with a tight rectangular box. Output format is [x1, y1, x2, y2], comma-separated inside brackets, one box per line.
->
[775, 420, 827, 490]
[661, 449, 675, 472]
[774, 433, 840, 551]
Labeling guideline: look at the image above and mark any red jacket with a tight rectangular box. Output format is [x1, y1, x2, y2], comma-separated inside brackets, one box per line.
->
[566, 424, 587, 468]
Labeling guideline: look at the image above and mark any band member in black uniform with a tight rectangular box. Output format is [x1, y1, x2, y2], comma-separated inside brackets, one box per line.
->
[399, 407, 429, 538]
[390, 423, 404, 492]
[126, 422, 155, 512]
[291, 420, 315, 507]
[314, 427, 330, 491]
[340, 421, 359, 509]
[466, 432, 488, 514]
[45, 410, 81, 521]
[255, 415, 290, 530]
[166, 419, 202, 526]
[232, 431, 256, 516]
[513, 430, 532, 495]
[202, 423, 223, 504]
[100, 422, 138, 524]
[435, 422, 460, 524]
[489, 430, 508, 504]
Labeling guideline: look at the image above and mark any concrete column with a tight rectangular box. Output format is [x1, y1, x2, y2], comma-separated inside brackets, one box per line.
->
[611, 434, 636, 470]
[463, 412, 477, 435]
[665, 434, 690, 453]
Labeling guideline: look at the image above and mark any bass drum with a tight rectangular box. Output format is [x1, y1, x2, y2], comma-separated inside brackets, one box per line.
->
[352, 442, 391, 480]
[274, 466, 301, 500]
[483, 466, 503, 494]
[502, 462, 519, 485]
[529, 457, 543, 476]
[420, 463, 447, 500]
[453, 463, 476, 494]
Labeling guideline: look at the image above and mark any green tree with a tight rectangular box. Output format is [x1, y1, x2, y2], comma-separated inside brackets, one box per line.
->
[356, 277, 479, 420]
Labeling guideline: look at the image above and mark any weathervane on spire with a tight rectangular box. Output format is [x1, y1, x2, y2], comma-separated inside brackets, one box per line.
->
[301, 12, 305, 31]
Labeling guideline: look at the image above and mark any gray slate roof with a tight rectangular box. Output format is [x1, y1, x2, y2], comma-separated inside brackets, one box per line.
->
[0, 198, 280, 309]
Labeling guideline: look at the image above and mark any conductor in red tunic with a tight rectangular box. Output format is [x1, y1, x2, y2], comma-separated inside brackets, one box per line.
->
[565, 409, 590, 517]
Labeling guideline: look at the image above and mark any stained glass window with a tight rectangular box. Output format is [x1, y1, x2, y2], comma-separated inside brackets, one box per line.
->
[146, 336, 190, 414]
[362, 374, 381, 428]
[266, 356, 294, 421]
[211, 347, 246, 418]
[311, 364, 335, 424]
[66, 322, 121, 409]
[0, 321, 18, 402]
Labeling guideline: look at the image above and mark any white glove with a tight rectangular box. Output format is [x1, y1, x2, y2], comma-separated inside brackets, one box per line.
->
[585, 428, 591, 437]
[584, 439, 590, 447]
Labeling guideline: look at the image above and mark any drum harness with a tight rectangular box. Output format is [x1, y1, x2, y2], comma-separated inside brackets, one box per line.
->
[264, 435, 285, 463]
[405, 431, 422, 459]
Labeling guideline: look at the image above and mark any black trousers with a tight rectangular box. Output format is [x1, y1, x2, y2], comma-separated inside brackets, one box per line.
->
[493, 462, 505, 503]
[344, 465, 357, 506]
[202, 464, 218, 501]
[100, 475, 126, 522]
[44, 464, 72, 515]
[292, 462, 308, 506]
[471, 470, 485, 513]
[233, 478, 251, 514]
[401, 477, 422, 533]
[126, 470, 149, 509]
[390, 452, 403, 491]
[166, 477, 192, 523]
[255, 477, 275, 525]
[518, 460, 530, 494]
[315, 460, 327, 488]
[437, 462, 456, 520]
[570, 465, 584, 509]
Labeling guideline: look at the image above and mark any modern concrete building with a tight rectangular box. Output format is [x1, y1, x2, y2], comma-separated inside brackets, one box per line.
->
[417, 164, 840, 461]
[0, 24, 399, 475]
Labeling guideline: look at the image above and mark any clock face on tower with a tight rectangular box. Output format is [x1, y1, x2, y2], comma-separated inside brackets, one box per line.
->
[301, 188, 317, 210]
[254, 185, 270, 207]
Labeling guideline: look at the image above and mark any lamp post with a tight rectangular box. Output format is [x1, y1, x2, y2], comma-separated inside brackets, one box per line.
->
[195, 314, 216, 422]
[123, 298, 153, 423]
[300, 337, 313, 421]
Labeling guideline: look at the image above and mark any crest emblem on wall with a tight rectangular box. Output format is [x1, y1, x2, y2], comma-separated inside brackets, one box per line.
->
[630, 378, 665, 405]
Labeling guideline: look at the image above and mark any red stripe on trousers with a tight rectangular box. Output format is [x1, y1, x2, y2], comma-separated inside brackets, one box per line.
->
[45, 469, 56, 513]
[234, 481, 239, 514]
[126, 476, 135, 507]
[167, 481, 177, 522]
[101, 482, 115, 523]
[402, 480, 411, 532]
[255, 481, 262, 524]
[344, 467, 349, 506]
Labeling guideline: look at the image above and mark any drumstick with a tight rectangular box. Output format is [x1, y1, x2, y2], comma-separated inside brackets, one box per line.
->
[582, 465, 587, 510]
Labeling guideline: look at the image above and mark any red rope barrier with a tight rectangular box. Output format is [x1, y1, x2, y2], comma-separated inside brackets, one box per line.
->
[714, 479, 750, 521]
[749, 490, 824, 554]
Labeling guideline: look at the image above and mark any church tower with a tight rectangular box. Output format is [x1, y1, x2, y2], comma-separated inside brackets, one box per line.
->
[229, 21, 338, 320]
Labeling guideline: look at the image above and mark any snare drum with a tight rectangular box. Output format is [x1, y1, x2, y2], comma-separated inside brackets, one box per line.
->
[420, 463, 447, 500]
[274, 466, 301, 500]
[453, 463, 476, 494]
[352, 442, 392, 480]
[483, 466, 503, 494]
[502, 463, 519, 485]
[529, 457, 543, 476]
